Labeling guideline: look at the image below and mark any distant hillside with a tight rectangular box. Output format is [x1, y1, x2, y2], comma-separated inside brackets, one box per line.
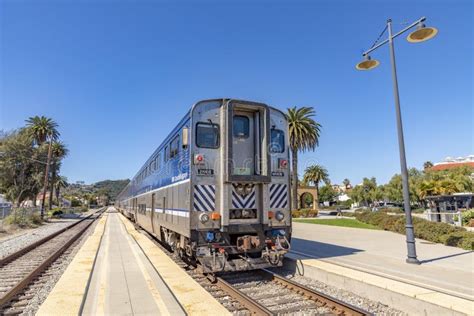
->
[93, 179, 130, 200]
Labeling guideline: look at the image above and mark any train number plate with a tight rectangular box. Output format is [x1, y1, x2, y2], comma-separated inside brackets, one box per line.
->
[197, 169, 214, 176]
[272, 171, 284, 177]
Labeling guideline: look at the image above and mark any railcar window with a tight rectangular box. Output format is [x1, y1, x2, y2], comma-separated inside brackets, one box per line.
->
[233, 115, 249, 138]
[270, 129, 285, 153]
[196, 122, 219, 148]
[164, 146, 169, 161]
[170, 135, 180, 158]
[156, 153, 161, 170]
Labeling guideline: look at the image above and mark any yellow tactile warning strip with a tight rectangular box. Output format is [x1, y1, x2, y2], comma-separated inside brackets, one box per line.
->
[36, 212, 108, 316]
[300, 258, 474, 315]
[118, 213, 231, 316]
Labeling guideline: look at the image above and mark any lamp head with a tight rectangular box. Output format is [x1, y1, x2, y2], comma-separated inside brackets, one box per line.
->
[356, 55, 380, 71]
[407, 22, 438, 43]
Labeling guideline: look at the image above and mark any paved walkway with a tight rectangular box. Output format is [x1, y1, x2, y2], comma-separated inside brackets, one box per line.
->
[82, 210, 185, 316]
[291, 221, 474, 300]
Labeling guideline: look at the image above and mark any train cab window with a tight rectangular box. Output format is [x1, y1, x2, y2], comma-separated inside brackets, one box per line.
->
[233, 115, 249, 138]
[170, 135, 180, 158]
[196, 122, 219, 148]
[270, 129, 285, 153]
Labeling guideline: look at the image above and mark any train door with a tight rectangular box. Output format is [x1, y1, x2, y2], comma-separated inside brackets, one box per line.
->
[133, 198, 138, 221]
[232, 112, 255, 175]
[151, 193, 155, 234]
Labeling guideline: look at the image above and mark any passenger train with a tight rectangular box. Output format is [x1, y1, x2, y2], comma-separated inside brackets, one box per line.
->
[116, 99, 291, 272]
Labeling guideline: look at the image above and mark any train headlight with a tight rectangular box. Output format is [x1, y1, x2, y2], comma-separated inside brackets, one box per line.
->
[199, 213, 210, 223]
[236, 184, 245, 196]
[275, 211, 285, 221]
[244, 184, 253, 195]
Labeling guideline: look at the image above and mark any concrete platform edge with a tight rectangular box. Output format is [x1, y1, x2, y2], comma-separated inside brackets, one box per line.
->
[118, 213, 231, 316]
[284, 254, 473, 316]
[36, 213, 108, 316]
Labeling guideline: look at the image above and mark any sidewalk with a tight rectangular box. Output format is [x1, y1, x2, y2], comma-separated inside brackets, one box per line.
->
[82, 210, 185, 315]
[290, 221, 474, 300]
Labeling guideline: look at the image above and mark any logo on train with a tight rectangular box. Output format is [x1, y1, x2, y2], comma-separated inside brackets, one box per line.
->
[172, 172, 188, 183]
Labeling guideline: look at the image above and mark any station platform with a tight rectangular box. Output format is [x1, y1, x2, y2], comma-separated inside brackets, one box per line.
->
[289, 221, 474, 315]
[38, 208, 229, 316]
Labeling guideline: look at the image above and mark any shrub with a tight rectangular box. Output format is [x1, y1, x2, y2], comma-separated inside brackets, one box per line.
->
[440, 231, 474, 250]
[4, 208, 43, 228]
[355, 211, 473, 250]
[377, 207, 403, 213]
[411, 217, 463, 243]
[301, 208, 318, 217]
[292, 209, 318, 218]
[291, 210, 302, 218]
[71, 199, 82, 207]
[51, 209, 63, 217]
[461, 209, 474, 226]
[342, 212, 356, 217]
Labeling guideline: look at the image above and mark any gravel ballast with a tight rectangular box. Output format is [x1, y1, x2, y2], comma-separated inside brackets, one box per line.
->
[272, 267, 406, 315]
[0, 219, 80, 260]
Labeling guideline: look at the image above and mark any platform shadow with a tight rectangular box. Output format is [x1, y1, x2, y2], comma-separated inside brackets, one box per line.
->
[276, 238, 364, 276]
[420, 250, 473, 264]
[290, 238, 363, 259]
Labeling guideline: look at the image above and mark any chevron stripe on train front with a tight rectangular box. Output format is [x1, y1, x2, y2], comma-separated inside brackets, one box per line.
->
[232, 185, 256, 209]
[193, 184, 216, 212]
[270, 183, 288, 209]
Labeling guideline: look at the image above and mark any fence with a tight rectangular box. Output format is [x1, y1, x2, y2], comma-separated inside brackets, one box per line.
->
[1, 205, 12, 219]
[426, 210, 462, 226]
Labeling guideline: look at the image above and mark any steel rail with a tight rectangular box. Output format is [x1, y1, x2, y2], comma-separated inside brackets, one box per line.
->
[215, 276, 273, 316]
[0, 208, 105, 308]
[261, 269, 371, 316]
[214, 268, 370, 316]
[0, 208, 103, 267]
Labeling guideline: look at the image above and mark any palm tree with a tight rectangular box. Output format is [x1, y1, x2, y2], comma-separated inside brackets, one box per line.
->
[423, 161, 434, 170]
[286, 107, 321, 210]
[303, 164, 330, 208]
[49, 142, 68, 209]
[343, 178, 351, 189]
[25, 116, 60, 219]
[55, 176, 68, 207]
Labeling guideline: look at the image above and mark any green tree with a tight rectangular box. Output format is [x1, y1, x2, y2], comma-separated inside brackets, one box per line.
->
[48, 142, 68, 209]
[0, 130, 41, 206]
[343, 178, 351, 189]
[26, 116, 60, 218]
[349, 177, 377, 206]
[423, 161, 434, 170]
[302, 164, 329, 208]
[319, 184, 337, 203]
[55, 176, 68, 206]
[286, 107, 321, 210]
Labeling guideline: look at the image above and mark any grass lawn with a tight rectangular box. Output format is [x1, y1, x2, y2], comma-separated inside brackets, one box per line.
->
[293, 218, 379, 230]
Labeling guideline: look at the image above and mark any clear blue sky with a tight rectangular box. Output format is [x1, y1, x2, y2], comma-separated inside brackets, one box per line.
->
[1, 0, 472, 186]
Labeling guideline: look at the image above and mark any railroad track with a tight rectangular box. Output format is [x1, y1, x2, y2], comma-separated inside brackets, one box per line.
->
[215, 269, 371, 315]
[0, 209, 104, 314]
[135, 226, 370, 316]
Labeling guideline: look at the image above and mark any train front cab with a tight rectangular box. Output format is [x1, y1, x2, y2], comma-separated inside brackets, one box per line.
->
[190, 99, 291, 273]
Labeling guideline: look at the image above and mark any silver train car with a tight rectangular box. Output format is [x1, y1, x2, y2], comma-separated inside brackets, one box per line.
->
[116, 99, 291, 272]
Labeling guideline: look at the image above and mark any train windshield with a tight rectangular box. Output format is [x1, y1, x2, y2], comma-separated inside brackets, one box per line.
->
[270, 129, 285, 153]
[196, 122, 219, 148]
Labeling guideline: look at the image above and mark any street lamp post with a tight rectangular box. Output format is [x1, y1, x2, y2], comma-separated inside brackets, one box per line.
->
[356, 17, 438, 264]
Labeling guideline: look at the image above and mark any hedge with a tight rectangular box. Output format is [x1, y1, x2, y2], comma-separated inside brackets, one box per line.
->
[355, 211, 473, 250]
[292, 209, 318, 218]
